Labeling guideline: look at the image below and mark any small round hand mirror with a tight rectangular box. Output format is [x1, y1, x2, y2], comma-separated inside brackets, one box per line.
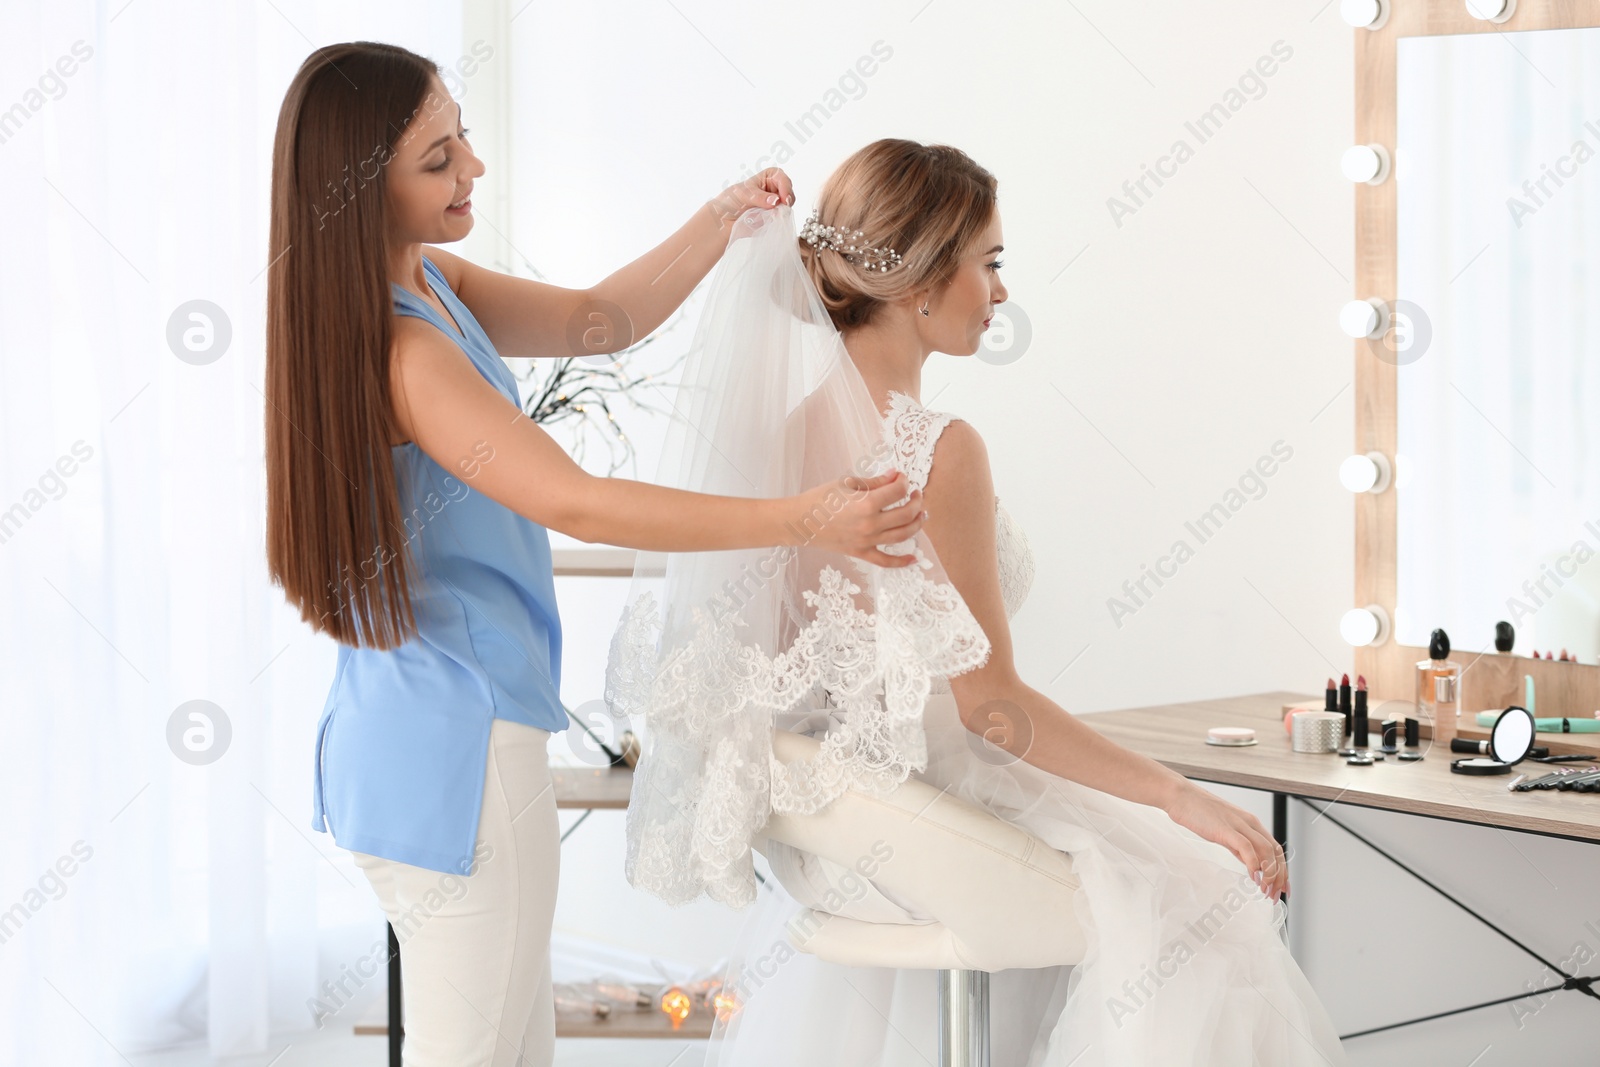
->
[1488, 705, 1536, 765]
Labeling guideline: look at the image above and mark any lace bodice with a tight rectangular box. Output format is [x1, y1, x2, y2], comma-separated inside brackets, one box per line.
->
[752, 393, 1040, 911]
[883, 390, 1035, 620]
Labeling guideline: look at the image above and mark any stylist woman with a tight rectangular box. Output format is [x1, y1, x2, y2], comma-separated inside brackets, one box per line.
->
[263, 42, 926, 1067]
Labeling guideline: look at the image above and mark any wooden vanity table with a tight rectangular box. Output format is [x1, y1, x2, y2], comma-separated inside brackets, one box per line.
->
[1086, 690, 1600, 1042]
[1088, 690, 1600, 846]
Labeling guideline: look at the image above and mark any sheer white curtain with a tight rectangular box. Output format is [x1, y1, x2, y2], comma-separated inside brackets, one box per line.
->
[0, 2, 465, 1060]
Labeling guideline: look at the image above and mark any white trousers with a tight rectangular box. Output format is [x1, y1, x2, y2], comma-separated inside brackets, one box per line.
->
[351, 718, 560, 1067]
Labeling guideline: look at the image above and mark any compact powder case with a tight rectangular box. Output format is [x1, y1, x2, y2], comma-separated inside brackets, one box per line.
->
[1452, 758, 1512, 775]
[1206, 726, 1257, 747]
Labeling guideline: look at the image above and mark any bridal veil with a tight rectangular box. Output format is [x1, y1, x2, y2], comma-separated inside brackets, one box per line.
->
[603, 203, 990, 909]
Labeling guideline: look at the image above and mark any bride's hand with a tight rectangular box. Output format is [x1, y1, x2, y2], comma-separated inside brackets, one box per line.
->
[793, 470, 926, 568]
[1164, 781, 1288, 903]
[707, 168, 796, 226]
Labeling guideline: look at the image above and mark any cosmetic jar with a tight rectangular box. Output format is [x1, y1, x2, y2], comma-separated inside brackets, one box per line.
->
[1291, 711, 1345, 753]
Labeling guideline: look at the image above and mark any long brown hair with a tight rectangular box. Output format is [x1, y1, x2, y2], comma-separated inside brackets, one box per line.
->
[265, 42, 442, 649]
[800, 139, 998, 332]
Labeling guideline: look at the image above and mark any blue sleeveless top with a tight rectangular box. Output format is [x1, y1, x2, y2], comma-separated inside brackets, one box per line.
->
[310, 255, 568, 875]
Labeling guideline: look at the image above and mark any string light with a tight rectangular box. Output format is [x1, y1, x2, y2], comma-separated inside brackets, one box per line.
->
[712, 986, 742, 1021]
[659, 986, 692, 1030]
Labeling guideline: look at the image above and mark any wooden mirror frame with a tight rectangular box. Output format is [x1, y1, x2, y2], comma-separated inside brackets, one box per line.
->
[1354, 0, 1600, 718]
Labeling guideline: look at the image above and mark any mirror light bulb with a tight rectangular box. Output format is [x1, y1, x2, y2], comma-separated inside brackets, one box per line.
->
[1339, 298, 1388, 339]
[1341, 144, 1390, 185]
[1340, 605, 1391, 647]
[1465, 0, 1513, 22]
[1339, 452, 1392, 494]
[1340, 0, 1387, 27]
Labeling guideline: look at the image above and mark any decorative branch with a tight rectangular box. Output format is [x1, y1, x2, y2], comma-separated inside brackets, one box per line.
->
[510, 307, 691, 476]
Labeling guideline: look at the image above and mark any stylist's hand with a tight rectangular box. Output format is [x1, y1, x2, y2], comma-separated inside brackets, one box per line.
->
[793, 470, 926, 568]
[707, 167, 796, 227]
[1164, 781, 1288, 903]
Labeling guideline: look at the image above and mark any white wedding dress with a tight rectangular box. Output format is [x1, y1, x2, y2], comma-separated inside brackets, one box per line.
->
[699, 390, 1349, 1067]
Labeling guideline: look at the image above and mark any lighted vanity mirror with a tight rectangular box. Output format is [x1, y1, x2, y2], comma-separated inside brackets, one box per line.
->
[1395, 25, 1600, 661]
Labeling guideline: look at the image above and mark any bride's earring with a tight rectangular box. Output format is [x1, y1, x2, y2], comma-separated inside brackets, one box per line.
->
[919, 300, 930, 317]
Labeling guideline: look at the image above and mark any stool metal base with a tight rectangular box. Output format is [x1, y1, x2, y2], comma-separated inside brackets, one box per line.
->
[937, 969, 990, 1067]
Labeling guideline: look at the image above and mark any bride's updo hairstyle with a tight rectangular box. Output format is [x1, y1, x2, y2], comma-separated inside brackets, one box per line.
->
[800, 139, 998, 332]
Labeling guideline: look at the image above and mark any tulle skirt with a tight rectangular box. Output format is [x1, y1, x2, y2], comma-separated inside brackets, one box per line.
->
[700, 692, 1349, 1067]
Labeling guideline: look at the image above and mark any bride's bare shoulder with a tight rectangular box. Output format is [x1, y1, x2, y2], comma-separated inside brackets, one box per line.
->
[923, 417, 994, 500]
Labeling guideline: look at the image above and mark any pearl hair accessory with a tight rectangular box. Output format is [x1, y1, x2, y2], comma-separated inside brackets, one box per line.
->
[798, 208, 904, 272]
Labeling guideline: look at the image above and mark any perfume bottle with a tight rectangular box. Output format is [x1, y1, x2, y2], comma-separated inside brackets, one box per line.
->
[1415, 627, 1462, 745]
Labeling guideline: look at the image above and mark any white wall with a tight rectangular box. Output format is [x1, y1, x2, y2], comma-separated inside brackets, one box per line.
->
[511, 0, 1357, 712]
[490, 2, 1600, 1062]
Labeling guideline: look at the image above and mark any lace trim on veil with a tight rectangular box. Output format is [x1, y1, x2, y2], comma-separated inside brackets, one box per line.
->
[605, 393, 991, 907]
[605, 553, 990, 907]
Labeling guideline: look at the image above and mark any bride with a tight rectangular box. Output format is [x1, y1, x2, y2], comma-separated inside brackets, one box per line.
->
[604, 139, 1346, 1065]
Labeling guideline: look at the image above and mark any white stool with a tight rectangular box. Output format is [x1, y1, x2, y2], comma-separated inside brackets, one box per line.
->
[755, 728, 1090, 1067]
